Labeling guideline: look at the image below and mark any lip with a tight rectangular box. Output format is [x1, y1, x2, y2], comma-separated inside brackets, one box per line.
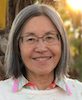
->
[32, 56, 52, 61]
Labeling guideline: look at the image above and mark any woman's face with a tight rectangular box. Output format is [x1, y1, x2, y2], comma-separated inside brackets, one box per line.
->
[19, 15, 61, 76]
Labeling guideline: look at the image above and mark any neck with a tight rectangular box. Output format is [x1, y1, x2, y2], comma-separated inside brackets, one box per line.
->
[27, 71, 54, 90]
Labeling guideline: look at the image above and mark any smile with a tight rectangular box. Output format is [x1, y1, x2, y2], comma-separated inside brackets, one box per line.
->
[32, 56, 52, 61]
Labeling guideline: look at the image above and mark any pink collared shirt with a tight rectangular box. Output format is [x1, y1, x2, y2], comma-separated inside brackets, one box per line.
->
[23, 81, 56, 90]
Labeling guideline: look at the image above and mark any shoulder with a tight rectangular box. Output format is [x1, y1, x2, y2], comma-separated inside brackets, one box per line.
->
[65, 77, 82, 95]
[0, 78, 13, 91]
[0, 78, 13, 100]
[66, 77, 82, 87]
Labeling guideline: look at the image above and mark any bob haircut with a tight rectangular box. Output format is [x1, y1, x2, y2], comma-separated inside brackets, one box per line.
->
[5, 4, 70, 80]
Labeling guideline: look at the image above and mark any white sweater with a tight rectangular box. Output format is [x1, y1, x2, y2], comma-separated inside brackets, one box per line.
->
[0, 87, 78, 100]
[0, 76, 82, 100]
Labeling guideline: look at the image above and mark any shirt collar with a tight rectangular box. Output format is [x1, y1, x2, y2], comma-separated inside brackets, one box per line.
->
[12, 75, 72, 95]
[55, 76, 72, 95]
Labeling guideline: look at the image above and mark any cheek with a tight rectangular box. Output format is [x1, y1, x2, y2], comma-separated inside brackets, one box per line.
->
[57, 42, 61, 53]
[19, 45, 33, 62]
[57, 45, 61, 56]
[57, 45, 61, 59]
[50, 43, 61, 57]
[54, 47, 61, 61]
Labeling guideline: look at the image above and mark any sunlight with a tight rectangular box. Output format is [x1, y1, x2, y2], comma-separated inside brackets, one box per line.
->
[67, 0, 82, 12]
[35, 0, 39, 4]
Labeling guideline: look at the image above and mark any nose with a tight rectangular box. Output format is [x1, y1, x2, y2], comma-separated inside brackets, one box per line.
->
[34, 39, 48, 53]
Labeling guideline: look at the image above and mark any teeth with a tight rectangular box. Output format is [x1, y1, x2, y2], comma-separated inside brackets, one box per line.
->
[33, 57, 51, 61]
[36, 58, 48, 61]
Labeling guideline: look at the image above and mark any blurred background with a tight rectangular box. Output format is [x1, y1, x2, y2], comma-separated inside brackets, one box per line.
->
[0, 0, 82, 81]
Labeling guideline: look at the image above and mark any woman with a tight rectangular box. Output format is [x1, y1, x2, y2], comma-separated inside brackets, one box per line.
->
[0, 4, 82, 100]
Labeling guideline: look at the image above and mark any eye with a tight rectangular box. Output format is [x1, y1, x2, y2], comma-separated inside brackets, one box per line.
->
[24, 36, 37, 43]
[45, 35, 55, 41]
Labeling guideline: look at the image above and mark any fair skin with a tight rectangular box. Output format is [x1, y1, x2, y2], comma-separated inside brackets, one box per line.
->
[19, 15, 61, 89]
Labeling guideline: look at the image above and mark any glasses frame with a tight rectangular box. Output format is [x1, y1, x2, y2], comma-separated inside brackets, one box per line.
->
[19, 31, 61, 45]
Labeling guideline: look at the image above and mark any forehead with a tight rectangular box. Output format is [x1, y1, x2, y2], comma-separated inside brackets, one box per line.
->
[21, 15, 58, 36]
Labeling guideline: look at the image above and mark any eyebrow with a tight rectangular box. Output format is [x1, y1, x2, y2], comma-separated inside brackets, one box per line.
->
[45, 31, 58, 35]
[21, 30, 59, 37]
[21, 32, 36, 37]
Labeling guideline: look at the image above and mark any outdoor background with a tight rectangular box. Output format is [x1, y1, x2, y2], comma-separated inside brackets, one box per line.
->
[0, 0, 82, 81]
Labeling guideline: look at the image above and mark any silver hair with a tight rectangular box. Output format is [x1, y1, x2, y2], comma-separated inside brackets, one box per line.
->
[5, 4, 70, 79]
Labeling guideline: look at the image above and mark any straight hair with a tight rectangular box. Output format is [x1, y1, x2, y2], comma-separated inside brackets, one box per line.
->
[5, 4, 70, 80]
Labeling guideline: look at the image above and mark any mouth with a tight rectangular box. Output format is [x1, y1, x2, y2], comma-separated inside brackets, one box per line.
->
[32, 56, 52, 61]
